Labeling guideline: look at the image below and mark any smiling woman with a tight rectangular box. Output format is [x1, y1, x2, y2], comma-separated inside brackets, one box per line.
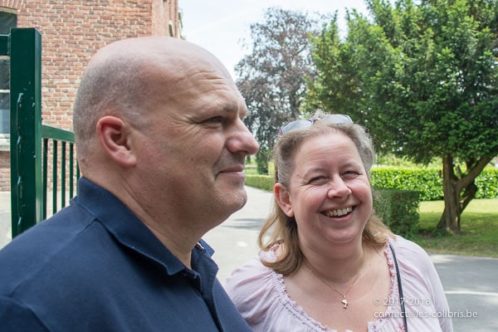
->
[226, 113, 453, 332]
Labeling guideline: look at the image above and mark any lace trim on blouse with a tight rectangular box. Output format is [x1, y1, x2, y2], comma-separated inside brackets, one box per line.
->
[267, 241, 403, 332]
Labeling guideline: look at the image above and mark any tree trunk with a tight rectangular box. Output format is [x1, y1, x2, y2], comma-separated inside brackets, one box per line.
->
[437, 155, 493, 233]
[438, 156, 461, 233]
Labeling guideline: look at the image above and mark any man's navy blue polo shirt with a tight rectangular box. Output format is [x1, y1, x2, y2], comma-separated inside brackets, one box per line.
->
[0, 177, 251, 332]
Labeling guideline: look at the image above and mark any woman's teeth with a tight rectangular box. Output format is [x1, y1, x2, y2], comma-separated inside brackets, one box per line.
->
[323, 207, 353, 217]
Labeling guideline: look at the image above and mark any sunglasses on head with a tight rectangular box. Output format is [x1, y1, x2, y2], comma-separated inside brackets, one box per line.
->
[279, 114, 353, 135]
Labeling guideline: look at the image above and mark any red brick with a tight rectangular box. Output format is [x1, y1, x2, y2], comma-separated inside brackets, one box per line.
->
[0, 0, 182, 190]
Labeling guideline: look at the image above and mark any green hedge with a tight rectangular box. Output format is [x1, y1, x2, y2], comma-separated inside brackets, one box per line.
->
[371, 166, 498, 201]
[245, 175, 274, 191]
[373, 189, 420, 238]
[371, 167, 442, 201]
[246, 167, 498, 201]
[475, 168, 498, 199]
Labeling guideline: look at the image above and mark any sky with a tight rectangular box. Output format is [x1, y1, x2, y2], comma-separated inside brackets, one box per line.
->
[180, 0, 369, 79]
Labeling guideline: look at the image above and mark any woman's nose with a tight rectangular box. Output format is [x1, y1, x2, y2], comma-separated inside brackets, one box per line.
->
[327, 177, 352, 198]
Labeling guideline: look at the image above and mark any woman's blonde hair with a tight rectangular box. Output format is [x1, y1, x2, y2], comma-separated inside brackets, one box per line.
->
[258, 119, 393, 276]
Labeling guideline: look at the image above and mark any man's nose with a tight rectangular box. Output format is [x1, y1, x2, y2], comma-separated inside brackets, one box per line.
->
[227, 119, 259, 155]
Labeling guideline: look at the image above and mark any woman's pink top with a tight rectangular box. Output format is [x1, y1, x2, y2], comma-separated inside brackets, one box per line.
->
[225, 236, 453, 332]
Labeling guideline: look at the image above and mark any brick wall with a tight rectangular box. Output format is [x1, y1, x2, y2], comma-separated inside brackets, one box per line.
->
[0, 0, 181, 191]
[18, 0, 156, 130]
[152, 0, 182, 36]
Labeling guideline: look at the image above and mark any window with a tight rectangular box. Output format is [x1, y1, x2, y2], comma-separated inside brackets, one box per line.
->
[0, 57, 9, 134]
[0, 10, 17, 135]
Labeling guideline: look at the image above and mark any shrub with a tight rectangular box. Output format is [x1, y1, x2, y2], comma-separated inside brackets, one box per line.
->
[475, 168, 498, 199]
[245, 175, 274, 191]
[371, 166, 498, 201]
[373, 189, 420, 238]
[371, 167, 442, 201]
[256, 149, 271, 175]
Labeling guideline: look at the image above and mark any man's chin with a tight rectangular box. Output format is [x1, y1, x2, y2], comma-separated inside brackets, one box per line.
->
[221, 189, 247, 213]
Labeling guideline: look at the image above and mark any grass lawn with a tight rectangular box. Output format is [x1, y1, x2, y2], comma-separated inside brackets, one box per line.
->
[414, 199, 498, 258]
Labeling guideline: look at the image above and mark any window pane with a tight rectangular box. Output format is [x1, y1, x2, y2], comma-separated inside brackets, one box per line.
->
[0, 10, 16, 134]
[0, 93, 9, 134]
[0, 11, 17, 34]
[0, 59, 9, 90]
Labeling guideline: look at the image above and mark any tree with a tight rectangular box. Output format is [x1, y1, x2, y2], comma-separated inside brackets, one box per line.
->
[236, 8, 319, 173]
[308, 0, 498, 233]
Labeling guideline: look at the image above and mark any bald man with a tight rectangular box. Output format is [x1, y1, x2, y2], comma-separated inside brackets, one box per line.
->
[0, 37, 259, 331]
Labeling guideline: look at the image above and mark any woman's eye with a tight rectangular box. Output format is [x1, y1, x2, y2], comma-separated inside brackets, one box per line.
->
[343, 170, 360, 178]
[309, 176, 327, 184]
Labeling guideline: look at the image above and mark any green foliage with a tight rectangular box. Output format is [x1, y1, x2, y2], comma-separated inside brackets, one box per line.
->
[245, 175, 274, 191]
[307, 0, 498, 230]
[309, 0, 498, 162]
[376, 153, 441, 167]
[475, 168, 498, 199]
[371, 166, 498, 201]
[371, 167, 443, 200]
[373, 189, 420, 238]
[256, 149, 271, 175]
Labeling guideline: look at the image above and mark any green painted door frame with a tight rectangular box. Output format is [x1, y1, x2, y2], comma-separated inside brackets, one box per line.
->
[0, 28, 43, 237]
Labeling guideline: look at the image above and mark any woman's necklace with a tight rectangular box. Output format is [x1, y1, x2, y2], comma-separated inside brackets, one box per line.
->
[305, 261, 365, 310]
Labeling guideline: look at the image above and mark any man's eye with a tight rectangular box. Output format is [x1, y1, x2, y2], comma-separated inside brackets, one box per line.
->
[204, 116, 224, 124]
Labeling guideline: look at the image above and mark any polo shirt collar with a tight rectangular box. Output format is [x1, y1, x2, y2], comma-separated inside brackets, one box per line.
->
[75, 177, 215, 277]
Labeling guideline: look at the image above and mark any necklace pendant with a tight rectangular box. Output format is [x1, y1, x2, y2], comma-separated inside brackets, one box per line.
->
[341, 298, 349, 309]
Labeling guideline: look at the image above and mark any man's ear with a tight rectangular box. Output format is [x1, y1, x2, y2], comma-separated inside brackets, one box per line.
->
[96, 116, 137, 167]
[274, 183, 294, 217]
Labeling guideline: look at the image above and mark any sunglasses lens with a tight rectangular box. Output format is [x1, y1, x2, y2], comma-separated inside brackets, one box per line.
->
[322, 114, 353, 124]
[280, 120, 312, 134]
[279, 114, 353, 135]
